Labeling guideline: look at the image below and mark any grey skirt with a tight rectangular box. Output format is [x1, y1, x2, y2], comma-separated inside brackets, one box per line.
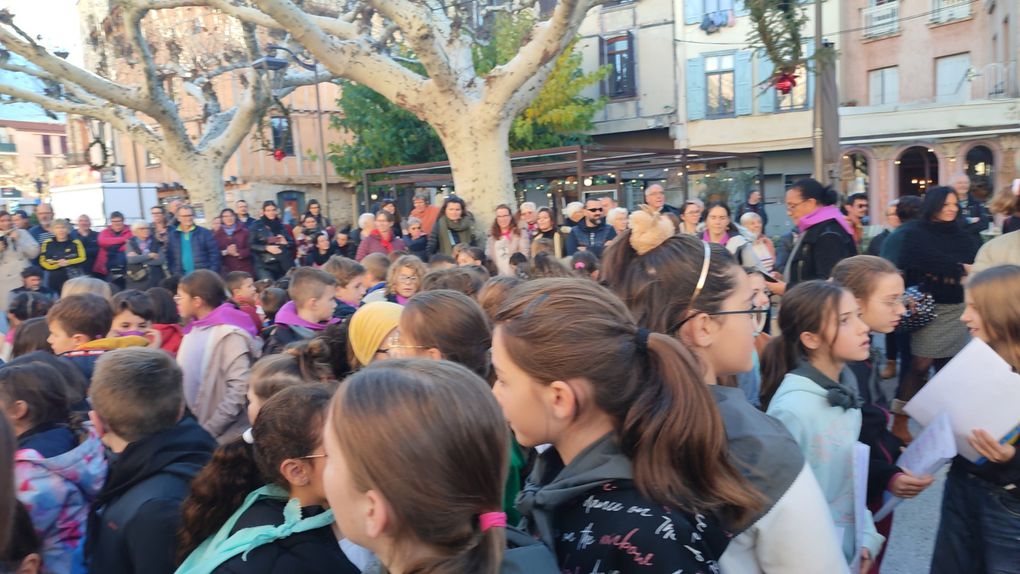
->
[910, 302, 970, 359]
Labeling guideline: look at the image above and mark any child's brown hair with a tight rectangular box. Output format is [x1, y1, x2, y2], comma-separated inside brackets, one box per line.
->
[47, 293, 113, 341]
[322, 256, 365, 287]
[90, 347, 185, 443]
[330, 360, 508, 573]
[288, 267, 337, 306]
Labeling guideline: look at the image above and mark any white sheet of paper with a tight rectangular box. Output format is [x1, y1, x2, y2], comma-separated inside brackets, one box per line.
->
[873, 412, 957, 522]
[851, 442, 870, 573]
[904, 339, 1020, 462]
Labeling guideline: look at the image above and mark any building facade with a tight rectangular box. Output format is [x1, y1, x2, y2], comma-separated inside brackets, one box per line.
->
[0, 119, 67, 209]
[839, 0, 1020, 223]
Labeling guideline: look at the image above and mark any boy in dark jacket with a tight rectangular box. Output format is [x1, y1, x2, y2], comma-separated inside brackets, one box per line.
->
[82, 347, 216, 574]
[263, 267, 338, 355]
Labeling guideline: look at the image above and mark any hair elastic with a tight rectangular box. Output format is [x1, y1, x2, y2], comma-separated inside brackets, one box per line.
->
[242, 427, 255, 445]
[478, 512, 507, 532]
[574, 261, 586, 270]
[634, 328, 650, 353]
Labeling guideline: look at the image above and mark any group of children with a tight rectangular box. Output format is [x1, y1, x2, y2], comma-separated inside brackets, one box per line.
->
[0, 204, 1017, 574]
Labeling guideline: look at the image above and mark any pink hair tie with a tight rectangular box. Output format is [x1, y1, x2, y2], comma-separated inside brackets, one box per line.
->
[478, 512, 507, 532]
[574, 262, 586, 270]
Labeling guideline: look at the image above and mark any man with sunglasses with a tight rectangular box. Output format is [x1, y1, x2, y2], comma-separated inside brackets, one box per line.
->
[566, 197, 616, 257]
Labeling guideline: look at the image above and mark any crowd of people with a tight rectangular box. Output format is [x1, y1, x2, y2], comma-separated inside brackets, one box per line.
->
[0, 174, 1017, 574]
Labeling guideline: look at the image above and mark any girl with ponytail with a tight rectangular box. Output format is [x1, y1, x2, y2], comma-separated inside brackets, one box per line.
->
[322, 359, 558, 574]
[176, 385, 357, 573]
[492, 277, 761, 573]
[761, 280, 885, 570]
[601, 207, 846, 573]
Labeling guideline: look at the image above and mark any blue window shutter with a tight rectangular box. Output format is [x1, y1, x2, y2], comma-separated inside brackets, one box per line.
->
[805, 40, 816, 109]
[758, 54, 776, 114]
[735, 51, 753, 115]
[735, 0, 749, 16]
[685, 0, 703, 25]
[686, 56, 706, 121]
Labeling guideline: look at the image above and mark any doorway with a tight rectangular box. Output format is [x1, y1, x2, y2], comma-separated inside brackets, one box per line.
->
[897, 147, 939, 196]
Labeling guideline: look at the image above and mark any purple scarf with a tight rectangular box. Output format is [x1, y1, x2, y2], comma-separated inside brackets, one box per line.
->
[798, 205, 855, 237]
[702, 230, 730, 245]
[184, 303, 259, 337]
[273, 301, 340, 331]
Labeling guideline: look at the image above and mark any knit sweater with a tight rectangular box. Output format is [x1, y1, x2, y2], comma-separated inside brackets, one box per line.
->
[896, 220, 978, 304]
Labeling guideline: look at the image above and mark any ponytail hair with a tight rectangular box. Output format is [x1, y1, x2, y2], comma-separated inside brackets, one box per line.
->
[760, 280, 847, 408]
[330, 359, 507, 574]
[494, 278, 762, 527]
[177, 385, 332, 563]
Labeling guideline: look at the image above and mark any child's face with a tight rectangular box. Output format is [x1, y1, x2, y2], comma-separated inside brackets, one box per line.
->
[307, 286, 338, 322]
[322, 417, 374, 549]
[111, 310, 150, 336]
[456, 253, 478, 266]
[825, 291, 872, 363]
[859, 273, 906, 335]
[233, 278, 257, 302]
[176, 287, 198, 319]
[335, 274, 367, 305]
[46, 320, 77, 355]
[962, 290, 988, 343]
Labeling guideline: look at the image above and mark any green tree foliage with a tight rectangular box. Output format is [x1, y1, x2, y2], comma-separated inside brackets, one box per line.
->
[329, 11, 607, 181]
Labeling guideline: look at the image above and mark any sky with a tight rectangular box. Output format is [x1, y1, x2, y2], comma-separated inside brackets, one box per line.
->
[0, 0, 83, 122]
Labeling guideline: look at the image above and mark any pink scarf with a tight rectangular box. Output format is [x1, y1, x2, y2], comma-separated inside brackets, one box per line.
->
[797, 205, 855, 237]
[702, 230, 730, 245]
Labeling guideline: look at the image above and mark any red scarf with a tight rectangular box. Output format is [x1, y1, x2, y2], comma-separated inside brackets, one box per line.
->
[371, 229, 394, 253]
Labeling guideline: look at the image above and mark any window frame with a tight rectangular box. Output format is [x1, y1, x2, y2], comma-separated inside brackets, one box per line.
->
[602, 33, 637, 100]
[868, 66, 899, 106]
[704, 52, 736, 118]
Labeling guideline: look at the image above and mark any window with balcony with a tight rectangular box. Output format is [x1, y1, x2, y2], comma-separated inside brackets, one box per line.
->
[705, 54, 735, 117]
[931, 0, 970, 24]
[868, 66, 899, 105]
[270, 116, 294, 156]
[146, 149, 161, 167]
[935, 53, 971, 103]
[863, 1, 900, 38]
[601, 34, 636, 99]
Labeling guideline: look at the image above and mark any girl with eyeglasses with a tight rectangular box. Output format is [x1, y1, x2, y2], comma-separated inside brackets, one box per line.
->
[177, 385, 359, 573]
[761, 281, 885, 571]
[602, 209, 845, 573]
[831, 255, 935, 573]
[380, 255, 426, 305]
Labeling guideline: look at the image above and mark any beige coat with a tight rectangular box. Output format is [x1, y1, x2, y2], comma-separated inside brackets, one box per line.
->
[178, 324, 261, 444]
[972, 231, 1020, 276]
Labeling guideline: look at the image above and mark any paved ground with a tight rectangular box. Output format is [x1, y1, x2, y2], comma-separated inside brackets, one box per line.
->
[875, 374, 942, 573]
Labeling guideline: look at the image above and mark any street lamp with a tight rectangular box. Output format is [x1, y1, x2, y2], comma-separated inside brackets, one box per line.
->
[253, 45, 331, 219]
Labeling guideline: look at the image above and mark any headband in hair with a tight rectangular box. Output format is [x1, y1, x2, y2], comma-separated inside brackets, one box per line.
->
[688, 241, 712, 311]
[628, 204, 677, 256]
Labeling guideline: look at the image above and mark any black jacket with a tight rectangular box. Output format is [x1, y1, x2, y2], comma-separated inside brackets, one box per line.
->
[213, 498, 359, 574]
[72, 229, 100, 272]
[784, 219, 856, 286]
[250, 218, 296, 270]
[518, 433, 729, 573]
[83, 416, 216, 574]
[565, 221, 616, 258]
[262, 324, 307, 356]
[849, 355, 904, 502]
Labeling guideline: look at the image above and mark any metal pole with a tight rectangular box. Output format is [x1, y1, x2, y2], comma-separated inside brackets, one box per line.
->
[313, 60, 330, 220]
[130, 140, 145, 221]
[812, 0, 824, 182]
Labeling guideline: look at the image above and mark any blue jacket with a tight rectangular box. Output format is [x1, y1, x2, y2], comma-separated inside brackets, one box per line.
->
[167, 225, 221, 275]
[565, 221, 616, 257]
